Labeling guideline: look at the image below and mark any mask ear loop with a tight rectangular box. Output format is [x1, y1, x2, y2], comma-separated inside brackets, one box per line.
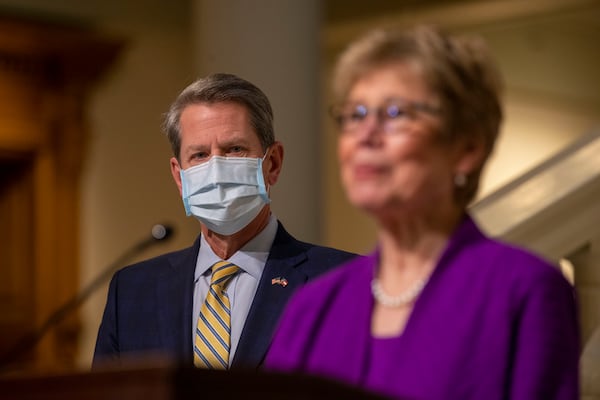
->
[180, 168, 193, 216]
[258, 146, 272, 202]
[261, 145, 270, 161]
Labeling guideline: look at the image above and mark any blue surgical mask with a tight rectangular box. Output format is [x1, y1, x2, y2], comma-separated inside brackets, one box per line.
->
[180, 154, 270, 235]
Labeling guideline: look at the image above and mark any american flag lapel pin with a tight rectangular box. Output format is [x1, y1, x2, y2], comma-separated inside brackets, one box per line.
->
[271, 277, 288, 287]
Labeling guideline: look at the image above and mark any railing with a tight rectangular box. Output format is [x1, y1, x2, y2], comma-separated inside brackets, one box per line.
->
[470, 129, 600, 261]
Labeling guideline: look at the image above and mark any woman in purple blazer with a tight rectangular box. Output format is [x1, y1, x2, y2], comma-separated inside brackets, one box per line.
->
[265, 25, 579, 399]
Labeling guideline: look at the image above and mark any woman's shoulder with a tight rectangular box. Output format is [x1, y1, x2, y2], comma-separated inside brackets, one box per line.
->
[459, 216, 564, 280]
[466, 234, 572, 299]
[447, 218, 571, 301]
[482, 237, 560, 273]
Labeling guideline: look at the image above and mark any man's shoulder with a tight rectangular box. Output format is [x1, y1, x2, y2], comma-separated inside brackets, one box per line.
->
[298, 243, 362, 282]
[281, 236, 357, 270]
[271, 222, 358, 278]
[304, 243, 357, 260]
[273, 221, 357, 260]
[115, 241, 197, 279]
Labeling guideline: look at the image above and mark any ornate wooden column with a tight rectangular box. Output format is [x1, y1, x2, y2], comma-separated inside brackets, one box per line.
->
[0, 16, 122, 372]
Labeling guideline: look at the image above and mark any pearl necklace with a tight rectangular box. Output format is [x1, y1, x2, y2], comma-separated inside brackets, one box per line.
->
[371, 278, 427, 308]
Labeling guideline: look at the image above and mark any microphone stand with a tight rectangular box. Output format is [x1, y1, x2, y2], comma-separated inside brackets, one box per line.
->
[0, 225, 174, 372]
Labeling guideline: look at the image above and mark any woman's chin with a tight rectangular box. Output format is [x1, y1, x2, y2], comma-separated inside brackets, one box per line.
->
[346, 191, 388, 213]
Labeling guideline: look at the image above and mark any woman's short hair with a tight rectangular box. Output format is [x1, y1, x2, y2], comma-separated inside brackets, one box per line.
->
[333, 25, 504, 205]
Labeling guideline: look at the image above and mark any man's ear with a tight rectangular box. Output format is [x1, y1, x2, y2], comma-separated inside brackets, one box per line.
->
[264, 141, 284, 186]
[170, 157, 183, 196]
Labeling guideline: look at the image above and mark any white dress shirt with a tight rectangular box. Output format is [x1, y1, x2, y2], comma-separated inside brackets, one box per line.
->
[192, 214, 278, 365]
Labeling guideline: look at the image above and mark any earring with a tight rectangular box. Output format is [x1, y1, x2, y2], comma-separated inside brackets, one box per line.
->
[454, 173, 467, 187]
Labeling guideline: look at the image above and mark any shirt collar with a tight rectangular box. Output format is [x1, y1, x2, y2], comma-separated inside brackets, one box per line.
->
[195, 214, 278, 282]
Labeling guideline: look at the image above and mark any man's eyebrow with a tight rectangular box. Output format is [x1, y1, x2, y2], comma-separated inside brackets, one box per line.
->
[220, 135, 252, 147]
[184, 144, 208, 152]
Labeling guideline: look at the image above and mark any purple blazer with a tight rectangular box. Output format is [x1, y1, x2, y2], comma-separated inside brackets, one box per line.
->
[265, 216, 579, 399]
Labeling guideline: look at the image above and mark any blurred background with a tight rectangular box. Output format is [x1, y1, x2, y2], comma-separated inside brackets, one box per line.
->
[0, 0, 598, 397]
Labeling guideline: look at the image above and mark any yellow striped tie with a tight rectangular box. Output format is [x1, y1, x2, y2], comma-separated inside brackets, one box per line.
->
[194, 260, 240, 369]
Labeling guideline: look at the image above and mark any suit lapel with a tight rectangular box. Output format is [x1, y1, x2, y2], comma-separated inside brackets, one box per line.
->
[156, 236, 200, 365]
[232, 223, 309, 368]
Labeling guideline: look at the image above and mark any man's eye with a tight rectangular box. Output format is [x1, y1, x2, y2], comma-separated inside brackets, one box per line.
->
[191, 152, 209, 160]
[227, 146, 245, 155]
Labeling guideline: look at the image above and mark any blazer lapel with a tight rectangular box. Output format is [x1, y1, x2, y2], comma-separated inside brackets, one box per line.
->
[232, 223, 309, 368]
[156, 236, 200, 365]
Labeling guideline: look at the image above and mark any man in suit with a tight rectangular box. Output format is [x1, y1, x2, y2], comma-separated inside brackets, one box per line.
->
[92, 73, 356, 369]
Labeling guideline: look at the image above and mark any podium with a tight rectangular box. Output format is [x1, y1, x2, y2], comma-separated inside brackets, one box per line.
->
[0, 364, 389, 399]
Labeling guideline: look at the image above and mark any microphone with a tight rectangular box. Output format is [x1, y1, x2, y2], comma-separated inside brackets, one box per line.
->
[0, 223, 175, 371]
[151, 223, 173, 241]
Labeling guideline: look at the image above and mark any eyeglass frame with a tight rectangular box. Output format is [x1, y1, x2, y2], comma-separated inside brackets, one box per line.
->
[329, 97, 441, 134]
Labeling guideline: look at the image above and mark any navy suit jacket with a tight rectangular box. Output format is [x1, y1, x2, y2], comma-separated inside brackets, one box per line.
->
[92, 222, 356, 369]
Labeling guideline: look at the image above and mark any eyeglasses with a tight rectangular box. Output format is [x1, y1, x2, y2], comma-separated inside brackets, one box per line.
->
[329, 98, 441, 134]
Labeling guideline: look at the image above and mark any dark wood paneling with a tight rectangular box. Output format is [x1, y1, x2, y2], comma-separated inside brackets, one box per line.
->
[0, 15, 123, 374]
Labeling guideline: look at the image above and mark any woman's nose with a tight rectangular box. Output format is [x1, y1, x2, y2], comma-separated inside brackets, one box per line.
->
[354, 113, 385, 144]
